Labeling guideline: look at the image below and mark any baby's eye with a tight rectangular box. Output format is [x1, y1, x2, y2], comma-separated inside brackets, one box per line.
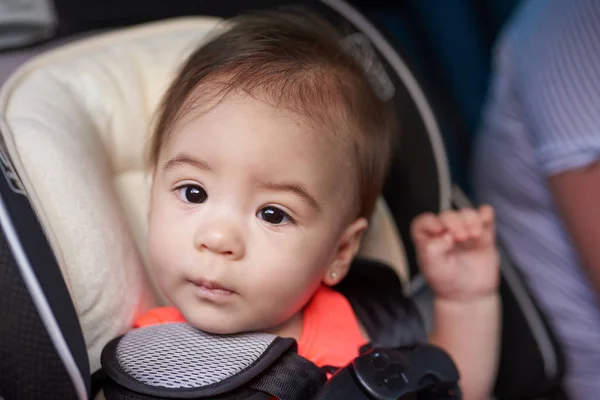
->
[177, 185, 207, 204]
[258, 206, 292, 225]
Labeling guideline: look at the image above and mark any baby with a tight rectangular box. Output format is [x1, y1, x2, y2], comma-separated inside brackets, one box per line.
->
[139, 8, 500, 400]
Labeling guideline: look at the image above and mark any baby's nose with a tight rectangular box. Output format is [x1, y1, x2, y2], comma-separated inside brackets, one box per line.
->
[194, 219, 245, 259]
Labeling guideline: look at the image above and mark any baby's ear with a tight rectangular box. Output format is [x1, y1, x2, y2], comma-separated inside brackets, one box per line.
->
[323, 217, 369, 286]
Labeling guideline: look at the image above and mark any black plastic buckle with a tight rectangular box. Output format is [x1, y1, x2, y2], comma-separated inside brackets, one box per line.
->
[352, 345, 461, 400]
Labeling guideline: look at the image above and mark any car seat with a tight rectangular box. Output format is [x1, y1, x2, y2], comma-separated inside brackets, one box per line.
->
[0, 1, 565, 399]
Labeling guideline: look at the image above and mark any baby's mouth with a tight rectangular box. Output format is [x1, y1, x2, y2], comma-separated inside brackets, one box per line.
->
[191, 279, 236, 297]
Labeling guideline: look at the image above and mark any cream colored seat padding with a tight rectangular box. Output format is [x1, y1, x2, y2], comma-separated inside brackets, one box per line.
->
[0, 17, 226, 373]
[0, 17, 408, 375]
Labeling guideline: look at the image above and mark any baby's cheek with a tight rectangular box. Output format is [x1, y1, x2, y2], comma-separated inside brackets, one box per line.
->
[147, 229, 175, 283]
[256, 264, 321, 315]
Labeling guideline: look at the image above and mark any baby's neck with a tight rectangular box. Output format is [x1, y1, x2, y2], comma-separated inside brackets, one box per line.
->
[264, 311, 304, 341]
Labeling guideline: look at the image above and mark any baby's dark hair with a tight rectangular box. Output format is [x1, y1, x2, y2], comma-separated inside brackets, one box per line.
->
[150, 8, 397, 219]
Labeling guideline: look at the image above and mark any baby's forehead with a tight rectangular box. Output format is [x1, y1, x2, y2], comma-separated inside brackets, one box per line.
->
[162, 93, 360, 205]
[171, 87, 357, 156]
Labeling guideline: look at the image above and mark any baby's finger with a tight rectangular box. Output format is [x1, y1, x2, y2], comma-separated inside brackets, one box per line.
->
[411, 213, 445, 243]
[478, 205, 496, 244]
[439, 211, 469, 242]
[459, 208, 483, 238]
[419, 233, 453, 265]
[478, 204, 495, 226]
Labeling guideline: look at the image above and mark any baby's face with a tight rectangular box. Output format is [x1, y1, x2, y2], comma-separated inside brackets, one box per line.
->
[148, 93, 362, 334]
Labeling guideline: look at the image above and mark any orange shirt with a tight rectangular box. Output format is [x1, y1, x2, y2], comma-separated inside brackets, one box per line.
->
[134, 285, 367, 369]
[295, 285, 367, 368]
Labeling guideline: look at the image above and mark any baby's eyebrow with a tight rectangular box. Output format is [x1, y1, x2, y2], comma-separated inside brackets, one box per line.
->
[259, 181, 321, 212]
[163, 153, 212, 172]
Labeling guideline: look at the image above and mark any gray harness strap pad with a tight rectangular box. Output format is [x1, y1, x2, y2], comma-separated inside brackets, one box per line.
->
[100, 322, 326, 399]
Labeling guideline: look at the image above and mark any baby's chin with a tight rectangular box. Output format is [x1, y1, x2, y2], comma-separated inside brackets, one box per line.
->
[183, 311, 255, 336]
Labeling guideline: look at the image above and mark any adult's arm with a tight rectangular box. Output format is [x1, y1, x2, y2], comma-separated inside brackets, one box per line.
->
[549, 164, 600, 296]
[516, 1, 600, 295]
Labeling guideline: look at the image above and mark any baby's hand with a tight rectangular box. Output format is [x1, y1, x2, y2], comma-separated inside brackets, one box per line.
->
[411, 206, 500, 301]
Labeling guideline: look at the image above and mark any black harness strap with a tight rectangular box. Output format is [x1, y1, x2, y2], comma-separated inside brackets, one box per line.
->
[249, 351, 327, 400]
[335, 258, 428, 349]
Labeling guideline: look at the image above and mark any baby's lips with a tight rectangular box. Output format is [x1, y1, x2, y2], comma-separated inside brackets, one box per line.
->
[190, 277, 237, 294]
